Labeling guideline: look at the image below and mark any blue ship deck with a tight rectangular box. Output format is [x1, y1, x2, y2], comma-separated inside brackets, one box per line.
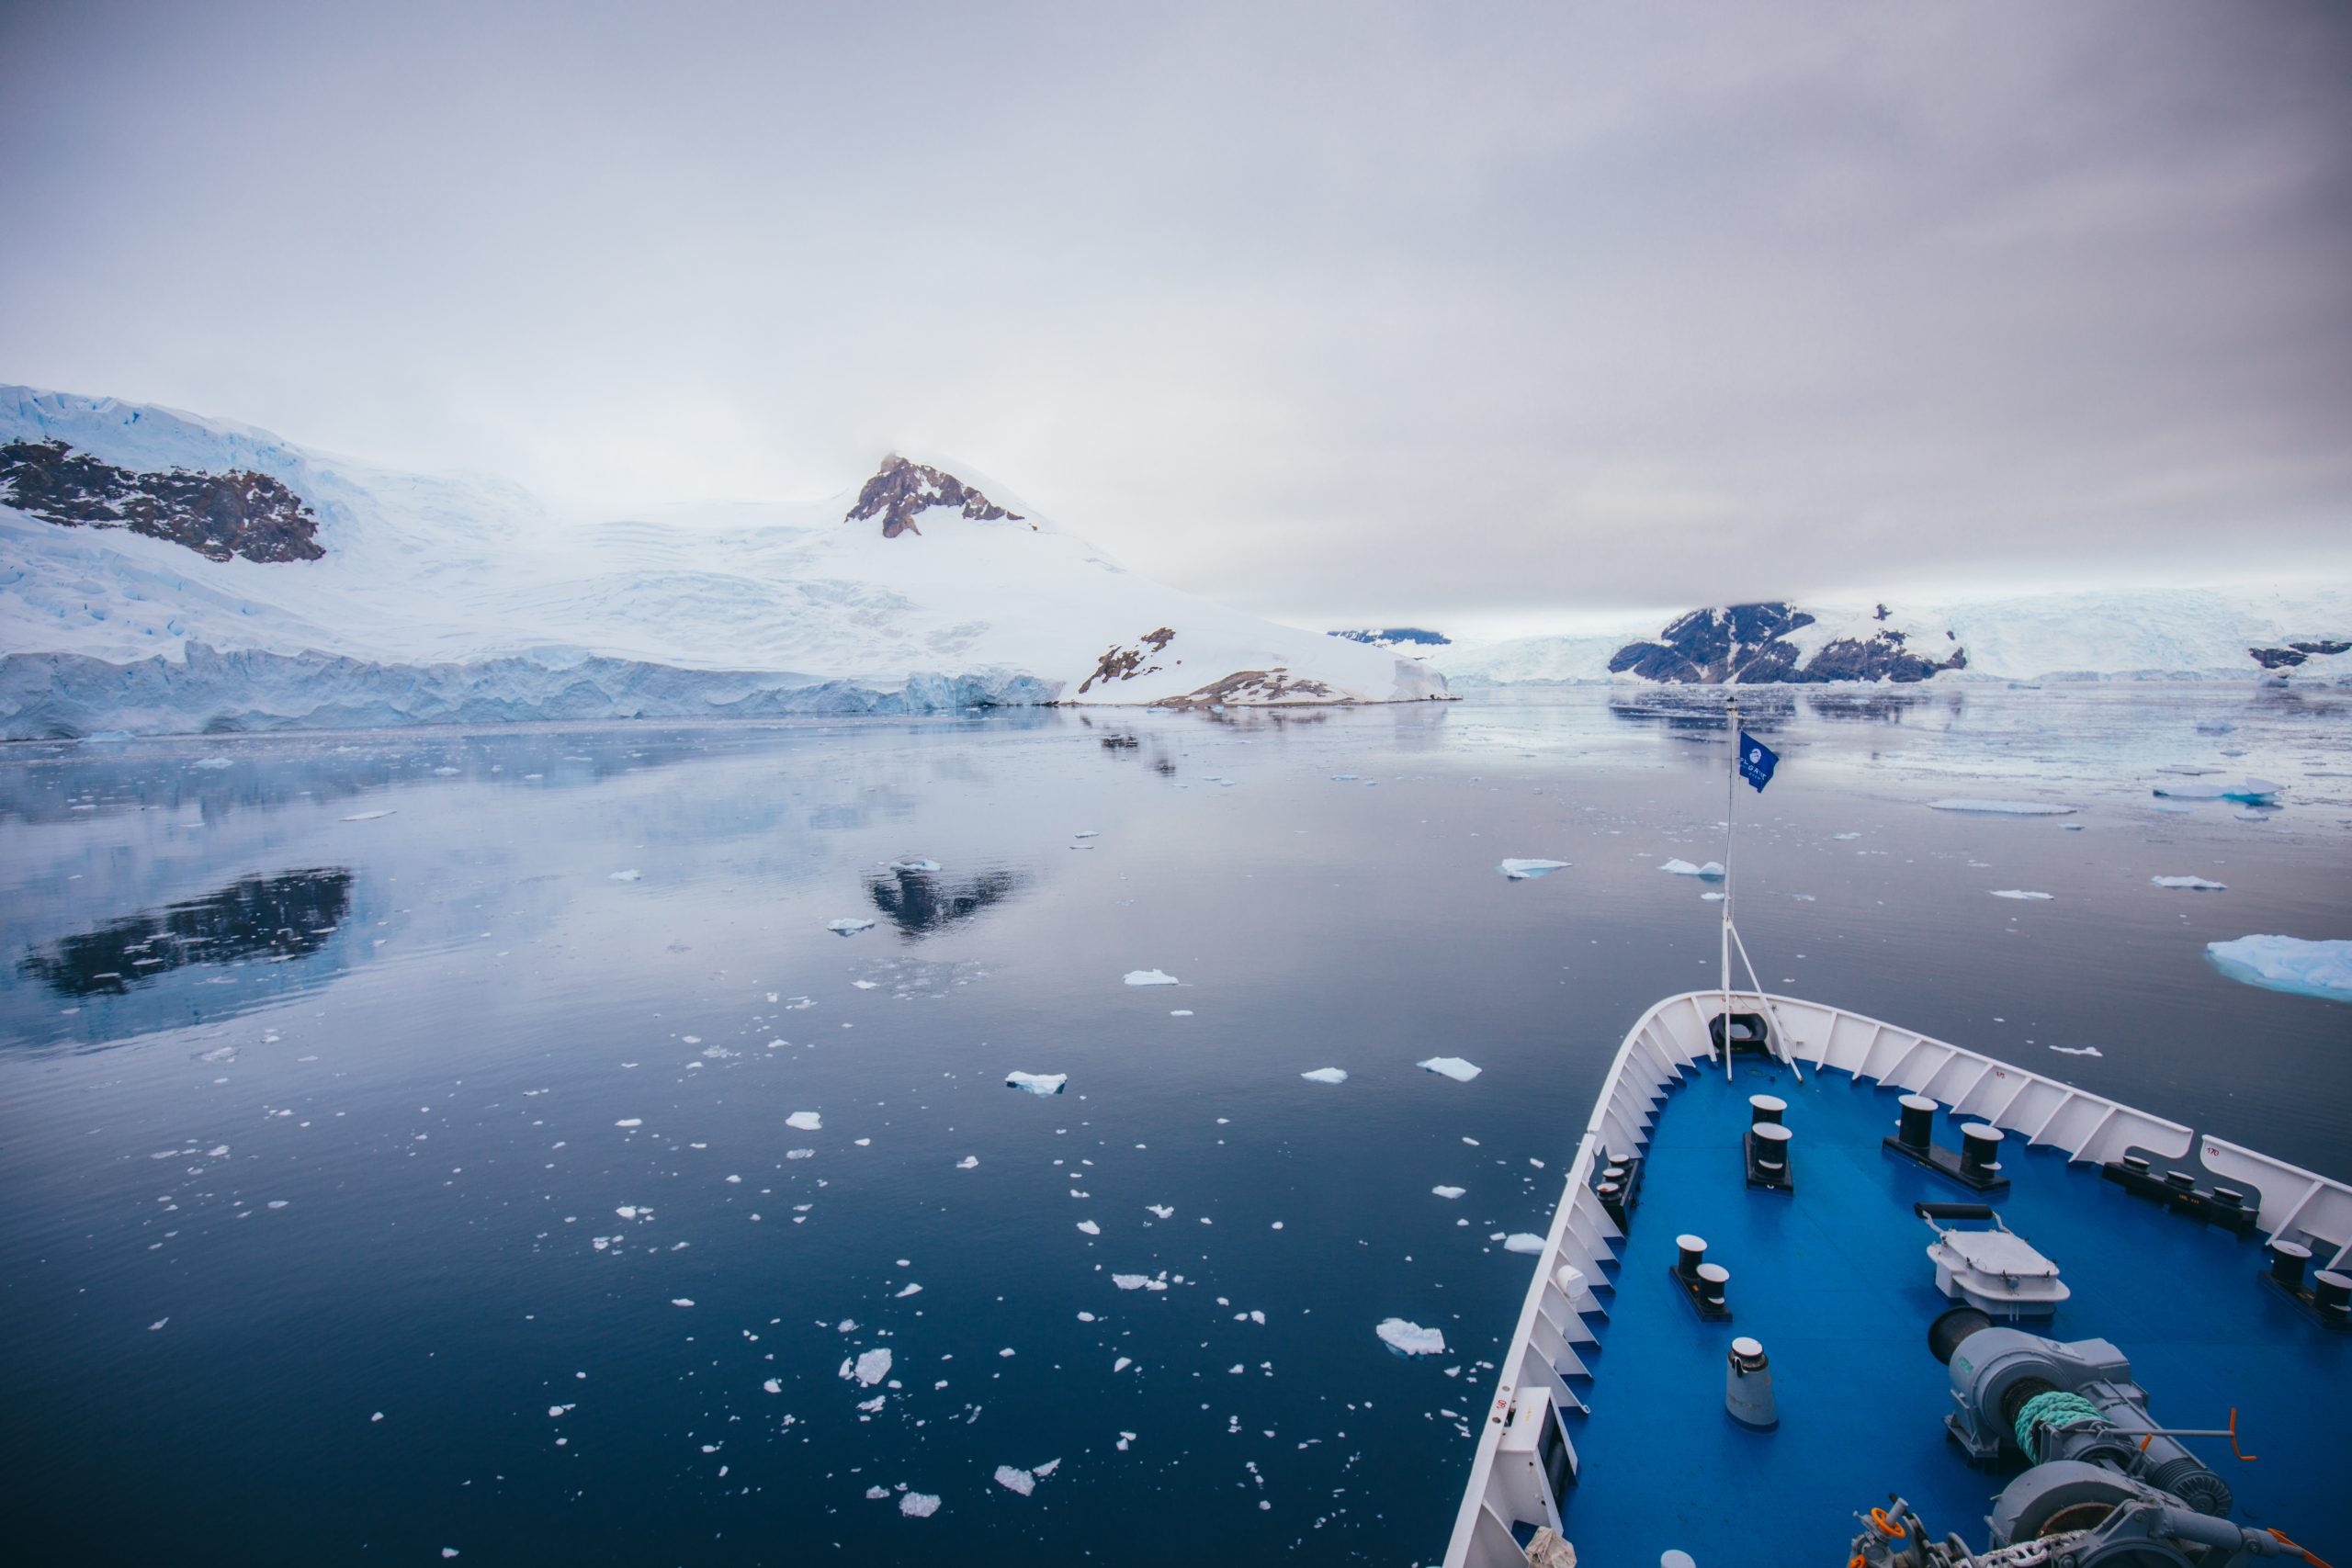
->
[1556, 1055, 2352, 1568]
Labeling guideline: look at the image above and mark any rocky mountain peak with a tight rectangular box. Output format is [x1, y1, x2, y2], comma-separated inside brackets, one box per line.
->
[846, 454, 1023, 539]
[0, 438, 323, 564]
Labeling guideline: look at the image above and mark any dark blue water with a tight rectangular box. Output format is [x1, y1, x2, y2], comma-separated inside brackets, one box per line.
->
[1, 686, 2345, 1565]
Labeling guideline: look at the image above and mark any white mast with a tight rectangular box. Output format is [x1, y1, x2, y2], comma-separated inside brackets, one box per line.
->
[1722, 689, 1736, 1079]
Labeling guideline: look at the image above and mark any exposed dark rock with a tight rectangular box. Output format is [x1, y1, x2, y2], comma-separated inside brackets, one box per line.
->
[1608, 603, 1966, 684]
[1331, 626, 1450, 648]
[0, 439, 324, 563]
[1155, 668, 1338, 709]
[847, 454, 1025, 538]
[2250, 641, 2349, 670]
[1078, 627, 1177, 694]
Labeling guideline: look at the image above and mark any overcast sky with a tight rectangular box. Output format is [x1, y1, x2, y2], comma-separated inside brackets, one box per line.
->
[3, 1, 2346, 637]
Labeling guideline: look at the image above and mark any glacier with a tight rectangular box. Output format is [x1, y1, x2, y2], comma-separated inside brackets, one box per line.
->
[0, 384, 1444, 736]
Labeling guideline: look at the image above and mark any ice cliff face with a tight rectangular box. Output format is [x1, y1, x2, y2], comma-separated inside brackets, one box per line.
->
[1607, 603, 1966, 684]
[0, 384, 1444, 737]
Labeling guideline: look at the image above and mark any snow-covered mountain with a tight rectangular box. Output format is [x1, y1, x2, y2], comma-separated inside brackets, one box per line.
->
[0, 386, 1443, 737]
[1435, 590, 2352, 687]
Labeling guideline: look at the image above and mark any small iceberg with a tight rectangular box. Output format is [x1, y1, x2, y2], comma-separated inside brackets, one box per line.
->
[786, 1111, 822, 1131]
[827, 918, 876, 936]
[844, 1348, 892, 1385]
[1990, 890, 2054, 901]
[1006, 1071, 1068, 1095]
[1123, 969, 1181, 987]
[1299, 1067, 1349, 1085]
[899, 1494, 940, 1518]
[2152, 876, 2227, 891]
[1928, 799, 2075, 817]
[1375, 1318, 1446, 1356]
[1418, 1056, 1481, 1082]
[1502, 1233, 1546, 1255]
[1431, 1186, 1464, 1200]
[2152, 778, 2280, 805]
[1497, 859, 1569, 880]
[1659, 859, 1725, 879]
[2205, 936, 2352, 1001]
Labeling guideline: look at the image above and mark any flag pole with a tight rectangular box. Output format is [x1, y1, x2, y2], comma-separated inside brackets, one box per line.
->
[1722, 690, 1736, 1081]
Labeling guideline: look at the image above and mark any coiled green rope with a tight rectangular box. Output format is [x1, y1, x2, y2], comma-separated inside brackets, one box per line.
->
[2015, 1389, 2106, 1458]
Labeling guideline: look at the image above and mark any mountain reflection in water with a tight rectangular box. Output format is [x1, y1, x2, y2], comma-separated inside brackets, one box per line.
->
[22, 868, 354, 997]
[864, 865, 1025, 939]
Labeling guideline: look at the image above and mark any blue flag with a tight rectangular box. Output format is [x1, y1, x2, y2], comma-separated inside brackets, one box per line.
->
[1737, 730, 1778, 793]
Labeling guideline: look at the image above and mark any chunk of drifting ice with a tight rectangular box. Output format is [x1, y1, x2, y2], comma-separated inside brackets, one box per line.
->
[889, 859, 941, 874]
[786, 1111, 822, 1131]
[2048, 1045, 2103, 1057]
[339, 809, 396, 822]
[899, 1493, 940, 1518]
[191, 756, 233, 769]
[1498, 859, 1570, 880]
[1299, 1068, 1349, 1085]
[1072, 830, 1098, 839]
[1431, 1186, 1465, 1200]
[1076, 1220, 1101, 1235]
[1928, 799, 2075, 816]
[865, 1485, 889, 1500]
[2205, 936, 2352, 1001]
[1124, 969, 1180, 987]
[1990, 890, 2054, 901]
[1006, 1072, 1068, 1096]
[615, 1118, 643, 1128]
[1113, 1273, 1168, 1292]
[763, 1378, 782, 1393]
[607, 870, 642, 882]
[1659, 859, 1725, 879]
[2152, 876, 2227, 891]
[956, 1156, 979, 1169]
[1145, 1204, 1174, 1219]
[827, 918, 876, 936]
[845, 1348, 892, 1385]
[1376, 1318, 1446, 1356]
[995, 1465, 1036, 1496]
[1503, 1233, 1546, 1254]
[2152, 778, 2280, 804]
[1418, 1056, 1482, 1082]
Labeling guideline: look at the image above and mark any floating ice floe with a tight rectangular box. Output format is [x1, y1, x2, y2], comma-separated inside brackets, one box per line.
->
[1299, 1068, 1349, 1085]
[1497, 859, 1569, 880]
[1431, 1186, 1465, 1200]
[1113, 1273, 1169, 1292]
[2152, 876, 2227, 891]
[1376, 1318, 1446, 1356]
[1145, 1204, 1174, 1219]
[786, 1111, 822, 1131]
[1076, 1220, 1101, 1235]
[1124, 969, 1181, 987]
[2205, 936, 2352, 1002]
[1928, 799, 2075, 817]
[2048, 1045, 2103, 1057]
[339, 809, 397, 822]
[888, 859, 941, 874]
[191, 756, 232, 770]
[615, 1118, 643, 1128]
[844, 1348, 892, 1386]
[607, 870, 642, 882]
[1006, 1072, 1068, 1096]
[1418, 1056, 1482, 1082]
[827, 918, 876, 936]
[899, 1494, 941, 1518]
[1659, 859, 1726, 879]
[1073, 830, 1098, 840]
[2152, 778, 2280, 804]
[956, 1156, 979, 1169]
[1990, 890, 2054, 901]
[1502, 1233, 1546, 1254]
[995, 1466, 1037, 1496]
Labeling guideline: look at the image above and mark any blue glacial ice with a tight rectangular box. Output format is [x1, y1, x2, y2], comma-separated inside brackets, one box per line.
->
[1497, 859, 1570, 880]
[2204, 936, 2352, 1001]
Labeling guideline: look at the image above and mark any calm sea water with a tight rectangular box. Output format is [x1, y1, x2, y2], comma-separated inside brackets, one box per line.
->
[1, 685, 2346, 1566]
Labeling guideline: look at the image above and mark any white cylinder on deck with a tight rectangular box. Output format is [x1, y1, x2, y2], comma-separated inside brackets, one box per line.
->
[1725, 1336, 1777, 1429]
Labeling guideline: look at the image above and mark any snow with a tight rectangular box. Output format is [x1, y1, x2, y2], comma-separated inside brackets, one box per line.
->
[1929, 799, 2076, 817]
[0, 384, 1444, 737]
[1375, 1318, 1446, 1356]
[1660, 859, 1725, 879]
[2152, 876, 2227, 891]
[1299, 1068, 1349, 1085]
[1123, 969, 1180, 987]
[1005, 1071, 1067, 1096]
[1428, 585, 2352, 686]
[1497, 858, 1569, 880]
[785, 1111, 822, 1131]
[827, 918, 876, 936]
[1990, 890, 2054, 901]
[1417, 1056, 1482, 1082]
[2205, 936, 2352, 1001]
